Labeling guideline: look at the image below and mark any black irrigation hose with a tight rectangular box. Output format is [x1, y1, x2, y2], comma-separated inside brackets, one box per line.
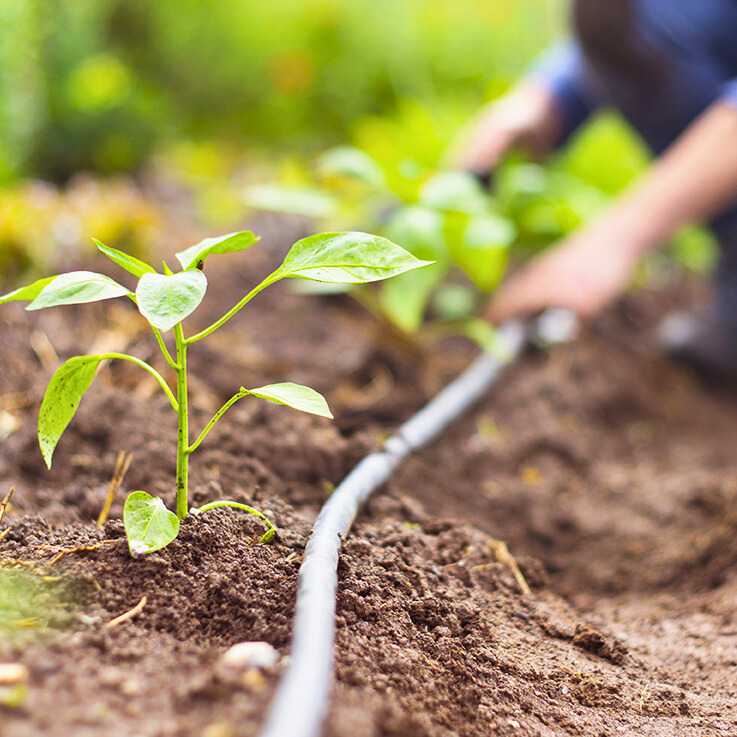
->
[258, 320, 528, 737]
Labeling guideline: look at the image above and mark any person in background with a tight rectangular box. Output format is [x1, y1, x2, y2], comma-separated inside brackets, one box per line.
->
[455, 0, 737, 378]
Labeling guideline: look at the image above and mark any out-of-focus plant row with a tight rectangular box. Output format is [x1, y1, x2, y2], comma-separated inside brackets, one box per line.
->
[0, 0, 559, 183]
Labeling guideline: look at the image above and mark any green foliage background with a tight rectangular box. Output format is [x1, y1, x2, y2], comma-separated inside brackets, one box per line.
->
[1, 0, 565, 182]
[0, 0, 716, 273]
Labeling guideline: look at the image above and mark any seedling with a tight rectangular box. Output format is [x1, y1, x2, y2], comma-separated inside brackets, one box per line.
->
[1, 231, 430, 556]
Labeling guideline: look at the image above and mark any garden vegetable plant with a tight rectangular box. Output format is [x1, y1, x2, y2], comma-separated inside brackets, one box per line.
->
[0, 231, 429, 557]
[246, 146, 520, 353]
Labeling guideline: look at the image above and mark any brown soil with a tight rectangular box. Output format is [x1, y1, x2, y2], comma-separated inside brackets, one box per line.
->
[1, 224, 736, 737]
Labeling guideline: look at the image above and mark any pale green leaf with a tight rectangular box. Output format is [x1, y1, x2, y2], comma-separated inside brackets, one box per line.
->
[460, 318, 517, 362]
[274, 232, 432, 285]
[419, 171, 489, 214]
[27, 272, 131, 310]
[136, 270, 208, 332]
[384, 205, 447, 262]
[317, 146, 386, 188]
[244, 185, 338, 219]
[94, 239, 156, 278]
[175, 231, 260, 271]
[0, 277, 57, 305]
[244, 382, 332, 419]
[378, 263, 447, 333]
[445, 213, 515, 292]
[38, 355, 104, 468]
[123, 491, 180, 557]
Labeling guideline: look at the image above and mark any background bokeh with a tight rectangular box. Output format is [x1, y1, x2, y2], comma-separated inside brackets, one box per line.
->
[0, 0, 715, 278]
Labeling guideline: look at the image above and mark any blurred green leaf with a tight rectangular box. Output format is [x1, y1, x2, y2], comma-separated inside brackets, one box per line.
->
[419, 171, 488, 214]
[378, 262, 447, 333]
[384, 205, 447, 262]
[318, 146, 386, 188]
[445, 213, 514, 292]
[244, 185, 338, 218]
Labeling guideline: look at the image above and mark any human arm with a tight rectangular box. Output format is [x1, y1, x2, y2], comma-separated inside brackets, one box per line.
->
[487, 100, 737, 323]
[452, 42, 597, 174]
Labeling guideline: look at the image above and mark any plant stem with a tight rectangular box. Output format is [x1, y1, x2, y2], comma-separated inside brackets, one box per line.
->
[101, 353, 178, 411]
[152, 327, 179, 370]
[174, 324, 189, 519]
[187, 389, 246, 455]
[185, 275, 277, 345]
[192, 500, 277, 542]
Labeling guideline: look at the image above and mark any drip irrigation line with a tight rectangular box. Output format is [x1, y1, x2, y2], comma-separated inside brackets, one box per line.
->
[258, 320, 528, 737]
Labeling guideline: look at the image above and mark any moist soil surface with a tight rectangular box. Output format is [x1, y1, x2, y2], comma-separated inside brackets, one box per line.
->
[1, 220, 736, 737]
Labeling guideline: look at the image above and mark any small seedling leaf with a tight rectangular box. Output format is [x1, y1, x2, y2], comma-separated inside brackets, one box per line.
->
[0, 277, 58, 305]
[244, 382, 333, 419]
[175, 231, 260, 271]
[274, 232, 432, 284]
[317, 146, 386, 188]
[26, 272, 131, 310]
[123, 491, 180, 557]
[38, 355, 104, 468]
[94, 239, 156, 278]
[244, 185, 338, 218]
[136, 270, 208, 332]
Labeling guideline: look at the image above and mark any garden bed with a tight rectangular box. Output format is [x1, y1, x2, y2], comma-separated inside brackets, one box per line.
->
[1, 224, 736, 736]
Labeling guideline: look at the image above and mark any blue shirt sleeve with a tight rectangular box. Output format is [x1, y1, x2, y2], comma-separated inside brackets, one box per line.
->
[722, 78, 737, 111]
[528, 42, 600, 145]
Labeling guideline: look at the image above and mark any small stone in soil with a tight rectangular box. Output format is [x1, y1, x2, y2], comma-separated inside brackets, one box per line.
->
[0, 664, 29, 685]
[218, 641, 278, 671]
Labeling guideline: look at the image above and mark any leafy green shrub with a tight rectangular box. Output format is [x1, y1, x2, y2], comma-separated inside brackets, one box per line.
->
[1, 231, 429, 555]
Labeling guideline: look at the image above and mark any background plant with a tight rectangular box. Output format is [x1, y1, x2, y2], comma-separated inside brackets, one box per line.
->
[0, 230, 429, 556]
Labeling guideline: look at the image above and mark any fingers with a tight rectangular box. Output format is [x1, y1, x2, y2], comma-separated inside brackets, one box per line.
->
[454, 125, 516, 175]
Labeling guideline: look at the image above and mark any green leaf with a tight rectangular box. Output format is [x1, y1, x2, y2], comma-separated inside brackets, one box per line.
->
[459, 318, 517, 362]
[244, 185, 338, 218]
[445, 213, 515, 292]
[378, 263, 447, 333]
[26, 272, 131, 311]
[94, 239, 156, 278]
[317, 146, 386, 188]
[384, 205, 447, 262]
[274, 232, 432, 285]
[419, 171, 489, 214]
[0, 277, 57, 305]
[136, 270, 208, 332]
[123, 491, 180, 557]
[175, 231, 260, 271]
[244, 382, 333, 419]
[38, 355, 104, 468]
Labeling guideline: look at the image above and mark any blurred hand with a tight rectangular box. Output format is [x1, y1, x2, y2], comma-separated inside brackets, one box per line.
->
[486, 224, 642, 325]
[452, 81, 563, 175]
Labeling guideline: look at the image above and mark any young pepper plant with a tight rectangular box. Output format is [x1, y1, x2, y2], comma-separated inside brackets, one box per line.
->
[0, 231, 430, 557]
